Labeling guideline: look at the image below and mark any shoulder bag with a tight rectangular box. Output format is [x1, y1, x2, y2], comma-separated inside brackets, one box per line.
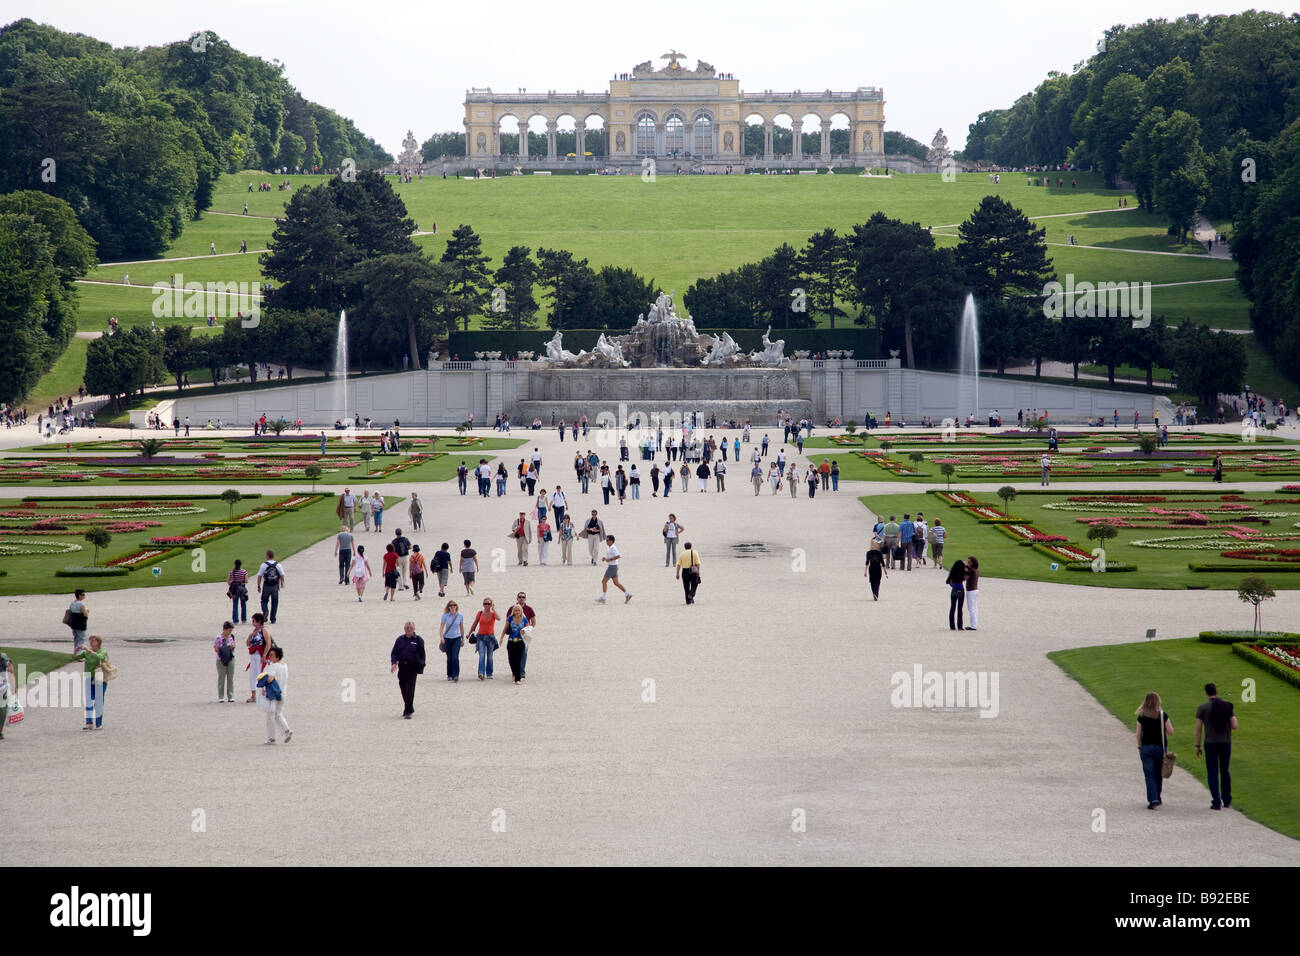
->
[100, 659, 119, 682]
[1161, 711, 1177, 778]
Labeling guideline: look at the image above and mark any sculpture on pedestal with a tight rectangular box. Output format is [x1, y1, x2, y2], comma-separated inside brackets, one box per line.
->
[753, 326, 787, 366]
[703, 332, 741, 365]
[544, 331, 578, 363]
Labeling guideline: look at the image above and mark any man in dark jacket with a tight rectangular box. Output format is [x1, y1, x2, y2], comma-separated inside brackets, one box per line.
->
[391, 529, 412, 589]
[390, 622, 426, 719]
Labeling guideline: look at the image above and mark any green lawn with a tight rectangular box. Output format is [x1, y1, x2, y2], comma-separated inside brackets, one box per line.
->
[1049, 637, 1300, 839]
[0, 493, 368, 596]
[1, 646, 76, 679]
[856, 489, 1300, 590]
[25, 336, 89, 412]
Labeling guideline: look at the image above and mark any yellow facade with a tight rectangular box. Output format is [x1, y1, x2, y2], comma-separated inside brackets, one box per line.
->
[463, 55, 885, 165]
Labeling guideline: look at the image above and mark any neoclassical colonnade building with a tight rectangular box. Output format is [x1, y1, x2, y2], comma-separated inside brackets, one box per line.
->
[463, 51, 887, 169]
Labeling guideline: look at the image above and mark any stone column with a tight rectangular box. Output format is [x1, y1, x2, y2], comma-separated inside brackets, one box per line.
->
[519, 121, 529, 159]
[763, 121, 774, 161]
[576, 121, 586, 159]
[792, 120, 803, 161]
[546, 120, 557, 161]
[686, 121, 694, 158]
[656, 122, 665, 157]
[821, 126, 830, 159]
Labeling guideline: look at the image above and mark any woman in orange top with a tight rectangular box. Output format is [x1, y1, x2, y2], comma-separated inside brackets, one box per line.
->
[470, 597, 499, 680]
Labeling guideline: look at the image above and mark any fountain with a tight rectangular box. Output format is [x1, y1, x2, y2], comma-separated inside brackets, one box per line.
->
[334, 310, 351, 426]
[957, 294, 979, 423]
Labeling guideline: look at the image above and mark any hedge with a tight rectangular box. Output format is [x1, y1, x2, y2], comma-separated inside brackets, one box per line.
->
[1231, 642, 1300, 690]
[56, 567, 130, 577]
[1189, 563, 1300, 572]
[1007, 488, 1245, 496]
[1198, 630, 1300, 644]
[23, 494, 263, 502]
[448, 326, 879, 359]
[1065, 561, 1138, 572]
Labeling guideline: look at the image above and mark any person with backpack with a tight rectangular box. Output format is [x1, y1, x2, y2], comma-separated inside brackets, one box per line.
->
[65, 588, 89, 652]
[432, 542, 452, 597]
[391, 529, 412, 590]
[256, 551, 285, 623]
[245, 613, 269, 702]
[457, 461, 469, 495]
[1135, 692, 1173, 810]
[214, 622, 238, 702]
[1195, 683, 1239, 810]
[409, 544, 427, 601]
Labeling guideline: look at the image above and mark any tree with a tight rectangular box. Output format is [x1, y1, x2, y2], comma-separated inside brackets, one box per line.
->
[591, 266, 659, 330]
[139, 438, 165, 458]
[347, 254, 452, 366]
[1081, 74, 1146, 187]
[220, 489, 242, 521]
[956, 196, 1055, 303]
[1238, 574, 1276, 633]
[1136, 433, 1159, 455]
[536, 247, 596, 331]
[440, 225, 492, 332]
[908, 451, 925, 471]
[996, 486, 1017, 510]
[304, 463, 322, 491]
[83, 326, 164, 409]
[488, 246, 539, 331]
[940, 462, 956, 488]
[1087, 522, 1119, 548]
[1166, 323, 1247, 410]
[799, 228, 848, 328]
[162, 325, 196, 391]
[758, 243, 806, 329]
[83, 527, 111, 567]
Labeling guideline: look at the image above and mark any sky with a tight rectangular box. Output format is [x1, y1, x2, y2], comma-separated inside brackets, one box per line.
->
[4, 0, 1267, 154]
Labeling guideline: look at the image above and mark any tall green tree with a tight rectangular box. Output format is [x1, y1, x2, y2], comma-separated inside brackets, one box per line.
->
[440, 225, 492, 332]
[536, 247, 596, 331]
[955, 195, 1055, 302]
[488, 246, 539, 331]
[799, 228, 848, 329]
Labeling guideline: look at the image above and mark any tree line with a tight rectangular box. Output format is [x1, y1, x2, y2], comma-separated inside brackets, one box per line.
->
[0, 19, 391, 260]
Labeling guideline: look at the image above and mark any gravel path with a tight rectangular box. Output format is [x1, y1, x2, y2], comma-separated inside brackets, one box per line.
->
[4, 427, 1298, 864]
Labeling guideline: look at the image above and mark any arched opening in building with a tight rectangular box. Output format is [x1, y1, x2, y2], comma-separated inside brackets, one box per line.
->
[743, 113, 766, 157]
[829, 111, 852, 155]
[771, 113, 793, 157]
[664, 113, 685, 158]
[496, 114, 520, 157]
[799, 112, 824, 157]
[635, 113, 656, 157]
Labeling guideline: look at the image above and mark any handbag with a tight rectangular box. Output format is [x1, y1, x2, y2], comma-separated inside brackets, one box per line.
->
[1161, 712, 1177, 778]
[62, 608, 73, 626]
[100, 660, 119, 682]
[7, 695, 24, 725]
[438, 639, 446, 652]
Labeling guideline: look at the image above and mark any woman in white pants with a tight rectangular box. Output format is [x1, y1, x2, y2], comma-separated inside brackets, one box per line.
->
[258, 645, 292, 744]
[964, 556, 980, 631]
[360, 490, 374, 531]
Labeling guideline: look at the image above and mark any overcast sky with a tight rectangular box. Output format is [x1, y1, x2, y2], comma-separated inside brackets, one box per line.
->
[8, 1, 1263, 153]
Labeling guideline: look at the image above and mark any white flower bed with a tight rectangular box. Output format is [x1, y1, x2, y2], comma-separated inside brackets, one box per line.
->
[0, 538, 84, 556]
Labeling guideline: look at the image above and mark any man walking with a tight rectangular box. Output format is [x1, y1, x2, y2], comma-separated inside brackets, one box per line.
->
[1195, 683, 1238, 810]
[1040, 453, 1051, 487]
[256, 550, 285, 623]
[341, 487, 357, 530]
[550, 486, 568, 529]
[676, 541, 701, 604]
[751, 462, 763, 495]
[334, 525, 354, 584]
[390, 621, 426, 719]
[597, 535, 631, 604]
[696, 459, 710, 492]
[456, 461, 468, 495]
[432, 542, 452, 597]
[581, 510, 606, 565]
[532, 447, 543, 477]
[391, 528, 412, 589]
[511, 511, 533, 566]
[897, 514, 915, 571]
[882, 515, 901, 570]
[714, 458, 726, 492]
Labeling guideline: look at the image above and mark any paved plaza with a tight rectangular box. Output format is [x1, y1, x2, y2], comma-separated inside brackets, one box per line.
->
[3, 426, 1298, 865]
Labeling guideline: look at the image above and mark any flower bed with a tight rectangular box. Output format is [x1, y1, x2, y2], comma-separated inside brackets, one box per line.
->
[106, 546, 185, 569]
[1231, 642, 1300, 689]
[0, 538, 84, 556]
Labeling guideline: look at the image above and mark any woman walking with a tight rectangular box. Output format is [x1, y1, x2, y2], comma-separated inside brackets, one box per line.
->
[1135, 692, 1173, 809]
[381, 544, 399, 601]
[409, 544, 426, 601]
[66, 589, 90, 652]
[471, 598, 499, 680]
[439, 600, 464, 681]
[768, 461, 781, 494]
[244, 613, 269, 701]
[663, 515, 683, 567]
[946, 558, 968, 631]
[72, 634, 111, 729]
[460, 539, 478, 595]
[1212, 454, 1223, 482]
[227, 561, 248, 623]
[536, 514, 553, 565]
[559, 514, 576, 565]
[372, 493, 384, 533]
[679, 461, 690, 493]
[408, 492, 424, 532]
[830, 460, 840, 491]
[629, 464, 641, 499]
[503, 603, 529, 683]
[663, 465, 674, 497]
[864, 538, 888, 600]
[964, 556, 980, 630]
[535, 488, 549, 526]
[350, 544, 372, 601]
[805, 466, 818, 499]
[360, 489, 374, 531]
[257, 645, 291, 745]
[496, 462, 508, 496]
[214, 621, 237, 702]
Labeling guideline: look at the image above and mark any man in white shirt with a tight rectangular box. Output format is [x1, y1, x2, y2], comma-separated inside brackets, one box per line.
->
[341, 488, 357, 531]
[913, 513, 928, 566]
[531, 448, 543, 476]
[597, 535, 631, 604]
[1040, 454, 1051, 487]
[255, 550, 286, 623]
[550, 486, 568, 527]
